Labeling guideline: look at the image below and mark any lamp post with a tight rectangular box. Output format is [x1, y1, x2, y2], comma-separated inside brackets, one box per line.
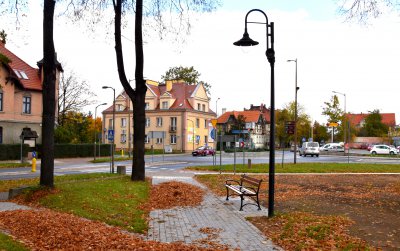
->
[102, 86, 116, 173]
[332, 91, 347, 152]
[287, 59, 299, 164]
[94, 103, 107, 161]
[187, 119, 195, 151]
[234, 9, 276, 217]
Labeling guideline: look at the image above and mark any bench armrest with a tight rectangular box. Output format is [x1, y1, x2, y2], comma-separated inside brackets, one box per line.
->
[225, 179, 240, 186]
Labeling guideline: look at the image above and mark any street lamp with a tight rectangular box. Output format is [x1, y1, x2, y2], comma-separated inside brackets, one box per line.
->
[102, 85, 116, 173]
[287, 59, 300, 164]
[234, 9, 276, 217]
[332, 91, 347, 151]
[94, 102, 107, 161]
[216, 97, 220, 117]
[187, 119, 195, 152]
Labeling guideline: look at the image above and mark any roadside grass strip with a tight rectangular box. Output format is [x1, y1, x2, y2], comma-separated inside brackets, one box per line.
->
[0, 232, 29, 251]
[187, 162, 400, 173]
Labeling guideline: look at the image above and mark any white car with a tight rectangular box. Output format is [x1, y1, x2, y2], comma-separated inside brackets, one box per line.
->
[299, 142, 320, 157]
[320, 143, 343, 152]
[370, 145, 398, 155]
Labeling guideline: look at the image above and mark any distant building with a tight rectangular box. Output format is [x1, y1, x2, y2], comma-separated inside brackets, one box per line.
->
[217, 108, 269, 149]
[0, 39, 63, 144]
[102, 80, 216, 152]
[347, 112, 396, 128]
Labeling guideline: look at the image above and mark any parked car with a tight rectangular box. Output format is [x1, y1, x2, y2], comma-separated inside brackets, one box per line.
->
[320, 143, 342, 151]
[370, 145, 398, 155]
[367, 144, 377, 151]
[192, 146, 216, 156]
[299, 142, 320, 157]
[397, 146, 400, 153]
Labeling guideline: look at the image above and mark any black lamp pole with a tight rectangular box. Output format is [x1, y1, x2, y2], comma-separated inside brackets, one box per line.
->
[233, 9, 276, 217]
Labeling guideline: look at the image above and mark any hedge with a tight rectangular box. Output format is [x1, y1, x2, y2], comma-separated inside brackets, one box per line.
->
[35, 144, 113, 158]
[0, 144, 30, 160]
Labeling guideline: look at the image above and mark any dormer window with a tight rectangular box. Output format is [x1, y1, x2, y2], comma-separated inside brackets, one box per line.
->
[162, 101, 168, 109]
[197, 103, 201, 110]
[145, 102, 150, 110]
[202, 104, 205, 112]
[117, 104, 124, 111]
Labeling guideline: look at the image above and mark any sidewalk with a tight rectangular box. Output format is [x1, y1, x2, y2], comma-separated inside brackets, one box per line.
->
[147, 175, 281, 251]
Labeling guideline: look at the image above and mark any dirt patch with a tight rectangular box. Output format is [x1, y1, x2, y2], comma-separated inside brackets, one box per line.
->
[273, 175, 400, 250]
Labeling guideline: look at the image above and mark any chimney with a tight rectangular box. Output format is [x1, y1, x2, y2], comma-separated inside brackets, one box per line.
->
[222, 108, 227, 114]
[166, 80, 173, 92]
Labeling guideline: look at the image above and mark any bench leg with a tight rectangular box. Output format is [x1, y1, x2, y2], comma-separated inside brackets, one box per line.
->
[256, 196, 261, 210]
[226, 187, 229, 201]
[239, 195, 244, 211]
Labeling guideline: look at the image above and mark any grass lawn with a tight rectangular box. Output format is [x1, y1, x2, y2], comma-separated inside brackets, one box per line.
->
[0, 163, 31, 169]
[25, 174, 150, 233]
[0, 232, 29, 251]
[187, 162, 400, 173]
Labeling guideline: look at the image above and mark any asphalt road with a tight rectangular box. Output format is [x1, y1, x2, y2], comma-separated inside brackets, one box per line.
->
[1, 151, 399, 180]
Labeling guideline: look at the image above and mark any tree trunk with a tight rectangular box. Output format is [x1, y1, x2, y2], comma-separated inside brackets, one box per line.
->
[132, 0, 146, 181]
[40, 0, 56, 187]
[113, 0, 146, 181]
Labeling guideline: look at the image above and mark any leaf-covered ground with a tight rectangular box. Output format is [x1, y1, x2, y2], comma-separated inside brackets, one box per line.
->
[0, 180, 228, 250]
[196, 174, 400, 250]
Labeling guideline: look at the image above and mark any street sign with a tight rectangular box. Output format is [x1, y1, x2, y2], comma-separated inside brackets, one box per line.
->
[107, 129, 114, 141]
[328, 122, 338, 127]
[285, 121, 295, 135]
[240, 141, 245, 148]
[302, 137, 306, 142]
[211, 119, 218, 128]
[210, 128, 216, 140]
[231, 130, 249, 134]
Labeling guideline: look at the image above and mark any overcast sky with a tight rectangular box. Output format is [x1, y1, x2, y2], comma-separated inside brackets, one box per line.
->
[2, 0, 400, 124]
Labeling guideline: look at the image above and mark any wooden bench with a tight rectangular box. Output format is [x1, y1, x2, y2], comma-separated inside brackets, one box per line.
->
[225, 174, 263, 211]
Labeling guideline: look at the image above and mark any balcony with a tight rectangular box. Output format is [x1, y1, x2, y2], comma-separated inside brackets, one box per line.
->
[169, 126, 177, 132]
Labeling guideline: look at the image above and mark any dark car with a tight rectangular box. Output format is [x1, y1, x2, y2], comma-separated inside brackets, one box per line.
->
[192, 146, 216, 156]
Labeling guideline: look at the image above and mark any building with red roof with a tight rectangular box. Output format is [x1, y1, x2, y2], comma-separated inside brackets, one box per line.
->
[0, 39, 62, 144]
[347, 112, 396, 128]
[217, 107, 269, 149]
[102, 80, 216, 152]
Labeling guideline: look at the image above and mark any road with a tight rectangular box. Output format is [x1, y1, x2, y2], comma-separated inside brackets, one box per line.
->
[1, 151, 399, 180]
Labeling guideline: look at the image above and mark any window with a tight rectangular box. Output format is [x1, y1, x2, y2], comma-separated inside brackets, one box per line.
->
[121, 118, 127, 127]
[156, 117, 163, 127]
[170, 117, 177, 131]
[156, 138, 163, 144]
[145, 134, 149, 144]
[0, 92, 3, 111]
[145, 102, 150, 110]
[117, 104, 123, 111]
[196, 118, 200, 128]
[197, 103, 201, 110]
[204, 135, 208, 144]
[204, 119, 208, 128]
[0, 127, 2, 144]
[121, 130, 126, 143]
[22, 96, 31, 114]
[202, 104, 205, 112]
[145, 117, 150, 127]
[170, 134, 177, 144]
[195, 135, 200, 144]
[108, 119, 113, 129]
[162, 101, 168, 109]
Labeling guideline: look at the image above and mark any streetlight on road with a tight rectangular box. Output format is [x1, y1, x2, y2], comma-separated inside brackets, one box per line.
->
[94, 103, 107, 161]
[216, 97, 220, 117]
[233, 9, 276, 217]
[287, 58, 300, 164]
[102, 86, 116, 173]
[332, 91, 347, 152]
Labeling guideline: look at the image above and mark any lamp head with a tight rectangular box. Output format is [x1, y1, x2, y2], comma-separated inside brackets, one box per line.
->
[102, 86, 109, 89]
[101, 103, 107, 105]
[233, 31, 259, 46]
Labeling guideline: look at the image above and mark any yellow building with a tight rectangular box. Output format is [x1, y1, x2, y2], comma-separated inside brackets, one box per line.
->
[102, 80, 216, 152]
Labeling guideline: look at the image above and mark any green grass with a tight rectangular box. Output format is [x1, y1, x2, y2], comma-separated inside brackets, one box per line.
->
[38, 175, 150, 233]
[187, 162, 400, 173]
[0, 173, 116, 192]
[0, 162, 31, 169]
[0, 232, 29, 251]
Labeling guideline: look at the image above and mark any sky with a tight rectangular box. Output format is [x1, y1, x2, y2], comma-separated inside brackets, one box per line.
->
[2, 0, 400, 124]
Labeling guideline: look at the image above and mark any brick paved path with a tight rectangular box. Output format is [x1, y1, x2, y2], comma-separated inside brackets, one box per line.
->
[147, 176, 281, 251]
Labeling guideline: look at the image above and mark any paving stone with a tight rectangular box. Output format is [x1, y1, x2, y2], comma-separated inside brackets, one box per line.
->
[147, 176, 282, 250]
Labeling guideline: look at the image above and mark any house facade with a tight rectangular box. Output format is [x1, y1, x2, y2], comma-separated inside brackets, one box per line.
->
[217, 110, 268, 149]
[0, 40, 62, 144]
[102, 80, 217, 152]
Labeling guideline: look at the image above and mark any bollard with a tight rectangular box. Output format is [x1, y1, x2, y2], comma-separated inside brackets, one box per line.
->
[121, 149, 124, 157]
[31, 158, 36, 172]
[248, 159, 251, 169]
